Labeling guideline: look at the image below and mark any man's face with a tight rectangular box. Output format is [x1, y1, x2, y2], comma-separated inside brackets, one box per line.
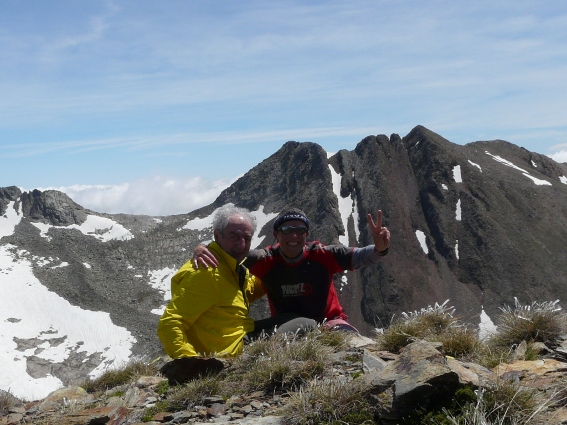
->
[214, 215, 254, 263]
[273, 219, 309, 259]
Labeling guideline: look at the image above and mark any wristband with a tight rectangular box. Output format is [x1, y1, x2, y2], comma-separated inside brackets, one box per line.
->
[374, 246, 389, 256]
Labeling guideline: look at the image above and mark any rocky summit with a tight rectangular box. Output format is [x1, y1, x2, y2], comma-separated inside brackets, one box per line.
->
[1, 125, 567, 400]
[3, 333, 567, 424]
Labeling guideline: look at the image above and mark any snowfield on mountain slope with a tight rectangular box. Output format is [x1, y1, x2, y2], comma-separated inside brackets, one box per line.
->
[0, 244, 135, 401]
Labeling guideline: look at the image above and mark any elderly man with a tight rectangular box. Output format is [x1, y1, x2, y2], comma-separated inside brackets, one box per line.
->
[158, 204, 264, 384]
[194, 207, 390, 335]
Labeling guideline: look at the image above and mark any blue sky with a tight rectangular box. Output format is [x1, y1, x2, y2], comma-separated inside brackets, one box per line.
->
[1, 1, 566, 215]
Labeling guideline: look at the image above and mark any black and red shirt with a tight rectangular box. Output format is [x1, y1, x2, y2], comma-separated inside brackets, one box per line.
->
[243, 241, 354, 322]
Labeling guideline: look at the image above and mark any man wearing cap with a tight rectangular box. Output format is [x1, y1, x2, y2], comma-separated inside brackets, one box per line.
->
[193, 207, 390, 334]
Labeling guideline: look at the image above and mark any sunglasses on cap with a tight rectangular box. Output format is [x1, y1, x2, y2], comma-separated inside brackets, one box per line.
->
[278, 225, 309, 235]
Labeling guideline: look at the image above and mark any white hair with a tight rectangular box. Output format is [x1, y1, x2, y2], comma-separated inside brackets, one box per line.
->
[212, 203, 257, 234]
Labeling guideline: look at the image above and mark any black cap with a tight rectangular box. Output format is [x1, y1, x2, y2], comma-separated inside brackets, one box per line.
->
[273, 209, 310, 231]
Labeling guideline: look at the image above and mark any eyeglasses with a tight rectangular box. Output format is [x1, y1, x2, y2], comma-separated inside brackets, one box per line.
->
[278, 225, 308, 235]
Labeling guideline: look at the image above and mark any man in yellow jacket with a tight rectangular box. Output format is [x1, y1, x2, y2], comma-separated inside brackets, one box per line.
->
[157, 204, 264, 384]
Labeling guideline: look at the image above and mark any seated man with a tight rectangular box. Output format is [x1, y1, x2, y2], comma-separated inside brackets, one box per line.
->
[194, 208, 390, 335]
[157, 204, 265, 384]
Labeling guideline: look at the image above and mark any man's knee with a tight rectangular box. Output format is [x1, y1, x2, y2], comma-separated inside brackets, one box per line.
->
[275, 317, 317, 335]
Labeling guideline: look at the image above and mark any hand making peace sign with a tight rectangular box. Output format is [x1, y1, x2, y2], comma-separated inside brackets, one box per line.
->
[367, 209, 390, 253]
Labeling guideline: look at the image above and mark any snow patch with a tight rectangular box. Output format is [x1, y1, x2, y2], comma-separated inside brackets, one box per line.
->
[479, 309, 497, 341]
[456, 199, 461, 221]
[181, 214, 214, 232]
[147, 267, 178, 314]
[468, 160, 482, 172]
[455, 240, 459, 260]
[329, 165, 360, 245]
[453, 165, 462, 183]
[249, 206, 279, 248]
[0, 201, 23, 238]
[31, 215, 134, 242]
[34, 256, 57, 267]
[523, 174, 552, 186]
[415, 230, 428, 254]
[442, 184, 448, 190]
[485, 151, 552, 186]
[560, 176, 567, 185]
[0, 244, 135, 401]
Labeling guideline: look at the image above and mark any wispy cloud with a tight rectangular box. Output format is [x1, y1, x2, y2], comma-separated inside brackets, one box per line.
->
[2, 126, 380, 158]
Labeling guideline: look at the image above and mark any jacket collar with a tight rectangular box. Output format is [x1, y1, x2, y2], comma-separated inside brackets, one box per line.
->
[208, 241, 241, 271]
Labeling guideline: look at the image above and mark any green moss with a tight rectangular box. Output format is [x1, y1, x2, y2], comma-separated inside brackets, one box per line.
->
[155, 380, 170, 395]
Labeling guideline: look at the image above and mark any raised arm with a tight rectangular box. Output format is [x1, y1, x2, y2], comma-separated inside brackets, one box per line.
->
[192, 244, 220, 269]
[367, 210, 390, 253]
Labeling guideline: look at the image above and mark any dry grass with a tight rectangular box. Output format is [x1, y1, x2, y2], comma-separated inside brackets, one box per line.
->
[443, 382, 551, 425]
[145, 327, 349, 417]
[489, 299, 567, 349]
[80, 358, 159, 393]
[282, 378, 373, 425]
[371, 299, 567, 423]
[375, 300, 479, 358]
[223, 328, 335, 394]
[142, 300, 567, 425]
[25, 299, 567, 425]
[0, 389, 20, 416]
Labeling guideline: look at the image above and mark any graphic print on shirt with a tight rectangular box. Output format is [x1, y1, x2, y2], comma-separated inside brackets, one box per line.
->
[281, 282, 314, 296]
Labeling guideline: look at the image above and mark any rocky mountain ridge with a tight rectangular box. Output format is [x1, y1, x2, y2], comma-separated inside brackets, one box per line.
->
[1, 125, 567, 400]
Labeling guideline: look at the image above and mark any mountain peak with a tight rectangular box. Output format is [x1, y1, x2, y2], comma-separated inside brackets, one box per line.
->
[2, 126, 567, 400]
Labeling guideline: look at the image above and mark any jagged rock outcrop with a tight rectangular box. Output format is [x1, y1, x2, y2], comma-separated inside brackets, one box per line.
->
[328, 126, 567, 329]
[190, 141, 343, 245]
[20, 189, 88, 226]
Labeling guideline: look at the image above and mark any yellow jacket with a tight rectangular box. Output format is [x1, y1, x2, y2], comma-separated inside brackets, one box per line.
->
[157, 241, 264, 358]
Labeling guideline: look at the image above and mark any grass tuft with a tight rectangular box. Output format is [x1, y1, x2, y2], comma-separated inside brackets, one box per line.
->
[81, 358, 159, 393]
[281, 378, 373, 425]
[442, 381, 549, 425]
[489, 299, 567, 350]
[375, 300, 478, 357]
[224, 330, 331, 394]
[0, 389, 21, 416]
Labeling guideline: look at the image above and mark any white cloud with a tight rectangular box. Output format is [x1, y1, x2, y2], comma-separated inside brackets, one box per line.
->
[43, 175, 234, 216]
[550, 149, 567, 164]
